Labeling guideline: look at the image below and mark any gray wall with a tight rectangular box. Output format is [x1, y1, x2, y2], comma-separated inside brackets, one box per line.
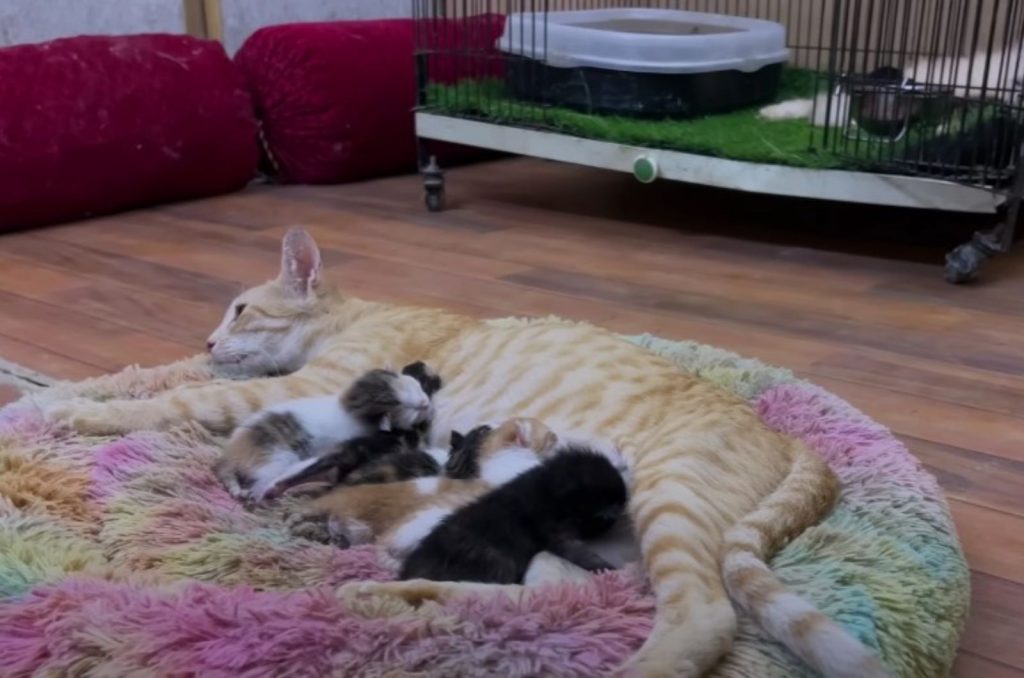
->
[219, 0, 411, 54]
[0, 1, 411, 51]
[0, 0, 185, 47]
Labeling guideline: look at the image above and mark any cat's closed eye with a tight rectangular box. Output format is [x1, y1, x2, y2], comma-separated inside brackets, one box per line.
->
[233, 303, 247, 319]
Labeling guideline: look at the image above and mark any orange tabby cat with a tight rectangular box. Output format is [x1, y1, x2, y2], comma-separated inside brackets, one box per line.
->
[46, 228, 888, 678]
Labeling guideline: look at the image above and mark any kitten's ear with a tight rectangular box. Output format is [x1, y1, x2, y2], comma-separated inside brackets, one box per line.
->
[514, 419, 533, 448]
[450, 430, 465, 449]
[543, 431, 559, 453]
[279, 227, 322, 297]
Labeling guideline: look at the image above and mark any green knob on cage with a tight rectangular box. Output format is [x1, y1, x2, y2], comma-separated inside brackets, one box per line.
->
[633, 156, 658, 184]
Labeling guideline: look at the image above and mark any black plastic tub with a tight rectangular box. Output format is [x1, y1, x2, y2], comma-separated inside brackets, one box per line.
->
[505, 58, 783, 118]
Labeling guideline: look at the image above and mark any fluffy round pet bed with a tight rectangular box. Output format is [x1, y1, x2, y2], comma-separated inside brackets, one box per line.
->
[0, 324, 968, 676]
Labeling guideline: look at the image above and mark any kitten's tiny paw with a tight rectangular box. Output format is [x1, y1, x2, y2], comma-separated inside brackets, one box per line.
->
[376, 550, 401, 572]
[285, 508, 330, 541]
[330, 517, 370, 546]
[292, 519, 333, 544]
[285, 508, 348, 547]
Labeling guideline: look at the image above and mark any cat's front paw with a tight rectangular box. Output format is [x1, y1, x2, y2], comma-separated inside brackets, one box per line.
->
[43, 398, 134, 435]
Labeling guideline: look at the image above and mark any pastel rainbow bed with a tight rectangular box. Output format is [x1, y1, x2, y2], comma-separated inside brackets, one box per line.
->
[0, 327, 967, 676]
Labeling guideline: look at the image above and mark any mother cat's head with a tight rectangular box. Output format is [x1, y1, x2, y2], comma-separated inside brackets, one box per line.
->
[207, 228, 341, 377]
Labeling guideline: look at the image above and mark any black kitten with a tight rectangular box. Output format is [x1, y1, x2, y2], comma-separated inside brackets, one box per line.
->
[400, 447, 627, 584]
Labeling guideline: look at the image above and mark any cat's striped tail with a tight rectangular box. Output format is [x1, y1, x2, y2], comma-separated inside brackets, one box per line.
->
[722, 446, 892, 678]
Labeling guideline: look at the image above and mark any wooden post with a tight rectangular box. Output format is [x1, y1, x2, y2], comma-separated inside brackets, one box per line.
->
[182, 0, 222, 41]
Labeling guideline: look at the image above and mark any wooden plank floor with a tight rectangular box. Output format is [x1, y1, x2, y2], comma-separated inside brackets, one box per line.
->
[1, 158, 1021, 676]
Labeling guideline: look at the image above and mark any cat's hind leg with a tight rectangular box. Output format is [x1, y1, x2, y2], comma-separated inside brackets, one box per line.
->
[621, 433, 746, 678]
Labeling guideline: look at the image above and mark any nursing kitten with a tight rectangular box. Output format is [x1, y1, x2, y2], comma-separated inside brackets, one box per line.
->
[261, 428, 430, 500]
[262, 425, 484, 501]
[215, 362, 437, 502]
[400, 448, 627, 584]
[289, 418, 559, 553]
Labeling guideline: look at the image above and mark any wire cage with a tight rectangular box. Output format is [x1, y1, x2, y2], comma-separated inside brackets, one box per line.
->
[413, 0, 1024, 280]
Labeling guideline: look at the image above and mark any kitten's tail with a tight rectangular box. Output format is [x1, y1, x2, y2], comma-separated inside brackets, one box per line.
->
[721, 446, 891, 678]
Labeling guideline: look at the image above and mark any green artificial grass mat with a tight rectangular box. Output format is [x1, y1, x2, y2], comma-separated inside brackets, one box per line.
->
[427, 68, 848, 169]
[427, 67, 1006, 180]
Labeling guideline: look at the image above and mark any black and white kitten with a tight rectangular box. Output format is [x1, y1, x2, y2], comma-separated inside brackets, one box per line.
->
[399, 447, 628, 584]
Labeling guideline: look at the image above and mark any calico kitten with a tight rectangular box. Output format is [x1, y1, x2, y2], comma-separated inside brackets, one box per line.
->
[400, 448, 627, 584]
[215, 362, 438, 502]
[262, 425, 485, 501]
[289, 418, 559, 551]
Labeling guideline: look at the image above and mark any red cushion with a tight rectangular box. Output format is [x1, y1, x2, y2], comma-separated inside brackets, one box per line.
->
[0, 34, 259, 231]
[235, 18, 504, 185]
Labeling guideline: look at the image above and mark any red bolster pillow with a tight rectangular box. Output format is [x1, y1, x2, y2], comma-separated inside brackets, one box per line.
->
[234, 17, 505, 185]
[0, 34, 259, 231]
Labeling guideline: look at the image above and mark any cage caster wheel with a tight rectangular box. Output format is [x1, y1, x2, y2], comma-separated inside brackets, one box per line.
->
[421, 155, 445, 213]
[945, 234, 999, 284]
[425, 188, 445, 212]
[944, 244, 986, 284]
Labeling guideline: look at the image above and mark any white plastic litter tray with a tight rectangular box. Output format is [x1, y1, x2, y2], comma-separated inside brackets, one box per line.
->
[498, 8, 789, 74]
[497, 8, 789, 118]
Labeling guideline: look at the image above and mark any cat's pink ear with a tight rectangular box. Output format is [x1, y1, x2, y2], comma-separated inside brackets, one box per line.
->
[279, 227, 322, 297]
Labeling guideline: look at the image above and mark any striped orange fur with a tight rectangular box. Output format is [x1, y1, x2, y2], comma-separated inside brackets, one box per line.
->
[46, 228, 888, 677]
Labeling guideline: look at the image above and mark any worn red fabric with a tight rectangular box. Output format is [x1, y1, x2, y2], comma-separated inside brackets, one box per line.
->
[0, 34, 259, 231]
[235, 17, 505, 185]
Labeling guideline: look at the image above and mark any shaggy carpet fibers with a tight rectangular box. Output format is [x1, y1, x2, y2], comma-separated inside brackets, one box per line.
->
[0, 320, 968, 677]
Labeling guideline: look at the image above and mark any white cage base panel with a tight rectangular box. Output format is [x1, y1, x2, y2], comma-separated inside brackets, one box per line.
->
[415, 113, 1016, 283]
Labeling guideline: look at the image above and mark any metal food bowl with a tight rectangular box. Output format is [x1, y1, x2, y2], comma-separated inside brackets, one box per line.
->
[843, 75, 955, 139]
